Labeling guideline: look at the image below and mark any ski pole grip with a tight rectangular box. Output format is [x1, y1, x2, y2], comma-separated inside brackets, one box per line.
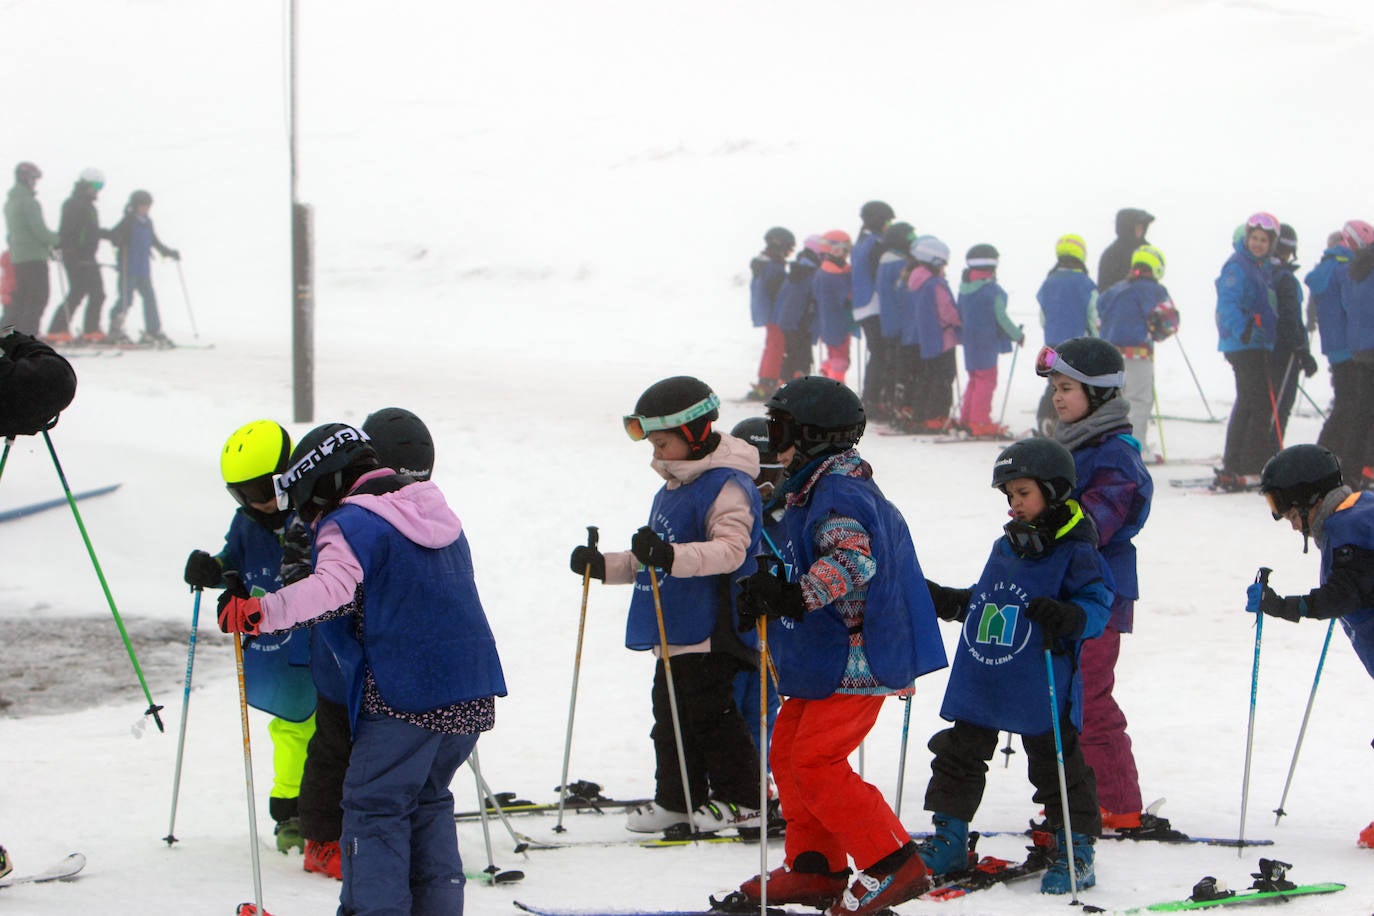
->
[1256, 567, 1272, 587]
[754, 554, 778, 577]
[586, 525, 599, 550]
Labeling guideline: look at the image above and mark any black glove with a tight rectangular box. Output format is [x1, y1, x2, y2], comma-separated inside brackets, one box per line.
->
[1025, 597, 1086, 640]
[279, 516, 314, 585]
[183, 549, 223, 588]
[1299, 351, 1319, 378]
[737, 565, 806, 631]
[927, 581, 971, 622]
[630, 527, 674, 572]
[569, 545, 605, 580]
[1246, 583, 1304, 622]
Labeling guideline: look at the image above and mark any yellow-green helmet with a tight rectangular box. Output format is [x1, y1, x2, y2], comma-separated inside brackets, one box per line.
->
[1130, 244, 1166, 279]
[221, 420, 292, 509]
[1055, 233, 1087, 264]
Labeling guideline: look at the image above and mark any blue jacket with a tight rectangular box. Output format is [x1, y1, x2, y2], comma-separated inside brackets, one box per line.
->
[217, 510, 317, 722]
[958, 278, 1013, 372]
[1340, 248, 1374, 354]
[1215, 240, 1276, 353]
[812, 266, 853, 347]
[769, 470, 946, 699]
[1305, 246, 1352, 362]
[625, 467, 763, 650]
[850, 230, 883, 322]
[324, 504, 507, 729]
[774, 249, 820, 333]
[1068, 428, 1152, 632]
[1319, 492, 1374, 679]
[1099, 276, 1171, 352]
[1036, 269, 1097, 347]
[941, 506, 1112, 734]
[749, 255, 787, 327]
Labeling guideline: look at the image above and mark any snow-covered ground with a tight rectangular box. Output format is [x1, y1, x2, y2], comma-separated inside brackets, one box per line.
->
[1, 1, 1372, 913]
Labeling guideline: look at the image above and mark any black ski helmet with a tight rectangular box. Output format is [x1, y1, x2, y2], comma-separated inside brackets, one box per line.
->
[764, 376, 866, 462]
[1259, 444, 1342, 522]
[763, 226, 796, 256]
[362, 407, 434, 481]
[730, 417, 781, 465]
[278, 423, 379, 522]
[966, 243, 1000, 269]
[1277, 223, 1298, 259]
[1036, 336, 1126, 410]
[129, 189, 153, 208]
[991, 438, 1077, 504]
[14, 161, 40, 185]
[859, 200, 895, 232]
[627, 376, 721, 458]
[881, 221, 916, 254]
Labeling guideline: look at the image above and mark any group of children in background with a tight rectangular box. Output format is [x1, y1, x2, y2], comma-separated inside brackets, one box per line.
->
[1, 161, 180, 349]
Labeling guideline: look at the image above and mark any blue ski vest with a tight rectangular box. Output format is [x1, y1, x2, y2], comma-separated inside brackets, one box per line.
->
[875, 255, 909, 339]
[750, 257, 787, 327]
[775, 253, 819, 332]
[958, 279, 1012, 372]
[850, 232, 882, 322]
[812, 268, 853, 347]
[906, 273, 954, 356]
[941, 517, 1112, 735]
[324, 505, 507, 729]
[1305, 248, 1352, 362]
[625, 467, 762, 651]
[219, 510, 317, 722]
[768, 472, 947, 699]
[1099, 277, 1168, 350]
[1037, 269, 1097, 347]
[1321, 493, 1374, 679]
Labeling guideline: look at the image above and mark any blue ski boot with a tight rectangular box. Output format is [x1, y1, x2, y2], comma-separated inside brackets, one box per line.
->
[914, 812, 970, 876]
[1040, 830, 1095, 894]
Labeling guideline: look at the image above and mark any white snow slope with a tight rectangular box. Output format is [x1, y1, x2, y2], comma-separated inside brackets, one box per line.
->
[1, 1, 1372, 913]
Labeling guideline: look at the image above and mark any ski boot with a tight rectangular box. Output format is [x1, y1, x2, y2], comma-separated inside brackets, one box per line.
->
[1040, 829, 1095, 894]
[624, 800, 690, 833]
[140, 330, 175, 349]
[0, 845, 11, 880]
[1359, 821, 1374, 848]
[824, 842, 931, 916]
[303, 839, 342, 880]
[691, 799, 761, 835]
[270, 797, 304, 854]
[732, 851, 849, 909]
[914, 812, 972, 876]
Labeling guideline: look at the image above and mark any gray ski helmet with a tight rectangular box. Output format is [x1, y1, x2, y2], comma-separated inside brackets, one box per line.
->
[277, 423, 379, 521]
[764, 376, 866, 461]
[991, 438, 1077, 504]
[14, 161, 40, 185]
[764, 226, 796, 255]
[859, 200, 895, 231]
[629, 375, 720, 457]
[362, 407, 434, 481]
[1037, 336, 1125, 410]
[129, 189, 152, 208]
[730, 417, 780, 465]
[1259, 444, 1342, 521]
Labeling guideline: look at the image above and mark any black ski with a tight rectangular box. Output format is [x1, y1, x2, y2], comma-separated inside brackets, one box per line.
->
[920, 846, 1052, 902]
[0, 484, 121, 524]
[454, 781, 650, 821]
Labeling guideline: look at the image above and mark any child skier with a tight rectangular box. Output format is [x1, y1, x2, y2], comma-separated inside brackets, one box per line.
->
[852, 201, 895, 410]
[107, 189, 180, 347]
[569, 376, 764, 834]
[813, 230, 854, 383]
[1270, 225, 1317, 439]
[1096, 244, 1178, 456]
[748, 227, 795, 400]
[217, 422, 506, 915]
[1040, 337, 1163, 836]
[1306, 223, 1368, 487]
[869, 221, 917, 421]
[920, 438, 1113, 894]
[775, 238, 821, 382]
[903, 235, 959, 434]
[730, 376, 947, 916]
[183, 420, 317, 854]
[1246, 443, 1374, 848]
[1034, 234, 1098, 437]
[956, 244, 1024, 438]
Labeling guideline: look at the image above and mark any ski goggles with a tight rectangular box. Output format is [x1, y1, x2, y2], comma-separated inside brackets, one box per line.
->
[765, 415, 797, 453]
[623, 393, 720, 441]
[1245, 212, 1280, 234]
[1034, 346, 1126, 388]
[1263, 490, 1290, 521]
[227, 473, 282, 511]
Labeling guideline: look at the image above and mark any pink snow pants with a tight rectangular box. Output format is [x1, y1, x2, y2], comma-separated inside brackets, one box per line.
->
[960, 367, 997, 427]
[1078, 625, 1142, 815]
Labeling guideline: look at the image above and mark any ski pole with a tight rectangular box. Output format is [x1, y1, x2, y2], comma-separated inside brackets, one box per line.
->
[174, 259, 200, 340]
[470, 748, 499, 878]
[996, 337, 1022, 427]
[0, 436, 13, 485]
[226, 574, 263, 916]
[469, 754, 532, 855]
[1174, 334, 1219, 421]
[556, 525, 598, 833]
[1295, 382, 1328, 421]
[1239, 566, 1271, 855]
[893, 692, 913, 817]
[164, 587, 203, 845]
[43, 429, 164, 732]
[1265, 377, 1284, 452]
[1273, 619, 1336, 825]
[1042, 628, 1081, 904]
[647, 553, 696, 837]
[757, 584, 771, 915]
[999, 732, 1016, 768]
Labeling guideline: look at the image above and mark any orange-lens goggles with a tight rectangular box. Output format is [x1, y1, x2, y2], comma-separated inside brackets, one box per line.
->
[622, 394, 721, 442]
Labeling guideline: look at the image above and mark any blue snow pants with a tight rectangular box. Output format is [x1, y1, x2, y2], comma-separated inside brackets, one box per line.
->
[338, 713, 478, 916]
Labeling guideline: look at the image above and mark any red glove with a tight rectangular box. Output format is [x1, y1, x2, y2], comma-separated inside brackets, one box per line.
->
[217, 593, 263, 635]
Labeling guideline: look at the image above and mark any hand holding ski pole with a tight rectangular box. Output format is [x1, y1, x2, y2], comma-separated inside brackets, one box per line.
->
[737, 554, 804, 630]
